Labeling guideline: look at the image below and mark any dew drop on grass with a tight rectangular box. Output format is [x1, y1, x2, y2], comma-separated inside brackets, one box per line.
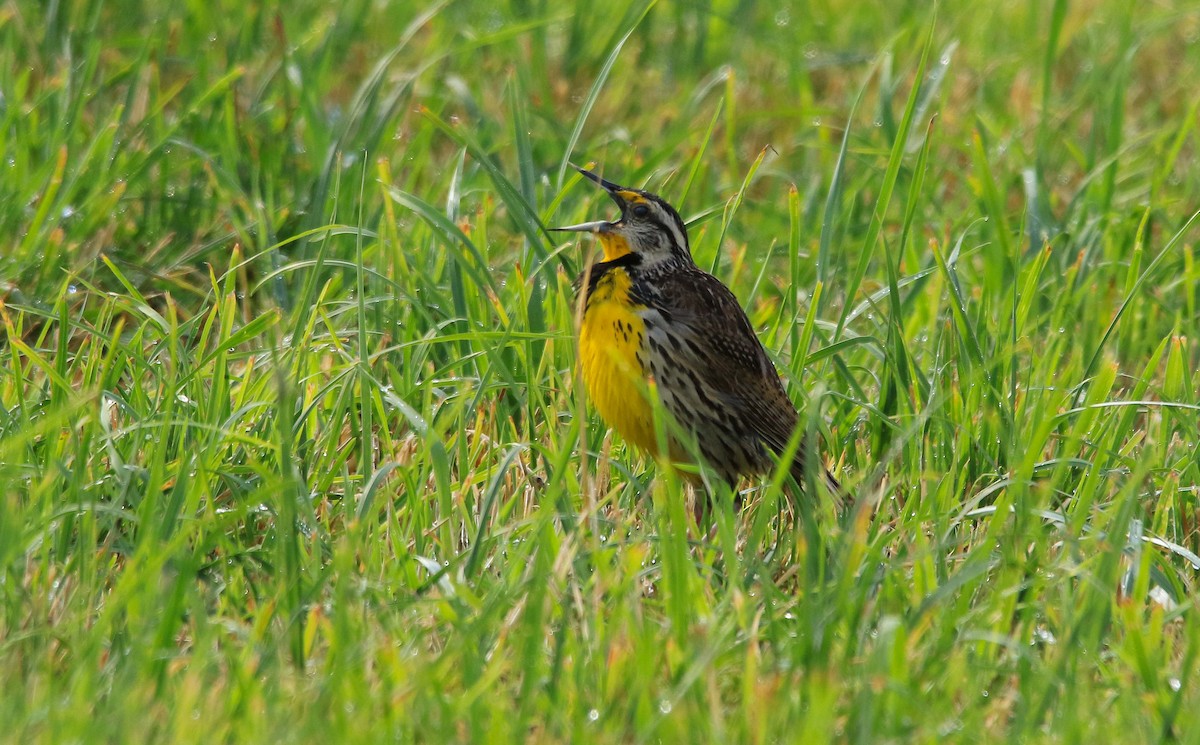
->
[1031, 626, 1056, 645]
[658, 699, 673, 714]
[774, 10, 789, 26]
[587, 709, 600, 722]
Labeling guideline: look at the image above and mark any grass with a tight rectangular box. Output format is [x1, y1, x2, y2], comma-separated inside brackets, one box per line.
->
[3, 0, 1200, 741]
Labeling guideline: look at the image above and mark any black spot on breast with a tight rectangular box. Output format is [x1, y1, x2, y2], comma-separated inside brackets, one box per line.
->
[581, 253, 643, 301]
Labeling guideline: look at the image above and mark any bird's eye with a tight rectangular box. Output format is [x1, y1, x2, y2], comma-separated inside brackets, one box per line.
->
[631, 204, 650, 219]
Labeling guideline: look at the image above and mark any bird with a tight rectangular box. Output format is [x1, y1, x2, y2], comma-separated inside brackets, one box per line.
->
[552, 165, 840, 502]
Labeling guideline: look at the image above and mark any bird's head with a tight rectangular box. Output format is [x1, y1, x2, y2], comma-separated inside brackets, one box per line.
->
[552, 166, 692, 269]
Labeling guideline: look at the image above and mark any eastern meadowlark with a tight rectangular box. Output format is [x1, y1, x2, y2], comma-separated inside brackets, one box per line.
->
[553, 166, 840, 498]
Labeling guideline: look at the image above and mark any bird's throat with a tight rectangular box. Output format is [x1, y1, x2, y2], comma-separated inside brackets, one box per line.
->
[598, 232, 632, 262]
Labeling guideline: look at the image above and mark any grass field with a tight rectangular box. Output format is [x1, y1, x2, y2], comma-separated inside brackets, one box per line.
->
[4, 0, 1200, 741]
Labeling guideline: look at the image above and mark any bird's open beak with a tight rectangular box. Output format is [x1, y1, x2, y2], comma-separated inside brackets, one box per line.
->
[549, 219, 611, 233]
[574, 165, 627, 208]
[550, 164, 628, 234]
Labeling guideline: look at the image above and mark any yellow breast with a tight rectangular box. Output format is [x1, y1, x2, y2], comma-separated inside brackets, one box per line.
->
[579, 268, 661, 455]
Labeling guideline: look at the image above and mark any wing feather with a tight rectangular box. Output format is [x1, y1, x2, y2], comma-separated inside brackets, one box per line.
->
[637, 268, 800, 454]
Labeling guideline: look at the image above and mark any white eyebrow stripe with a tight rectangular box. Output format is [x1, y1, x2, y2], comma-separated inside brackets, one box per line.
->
[657, 203, 688, 249]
